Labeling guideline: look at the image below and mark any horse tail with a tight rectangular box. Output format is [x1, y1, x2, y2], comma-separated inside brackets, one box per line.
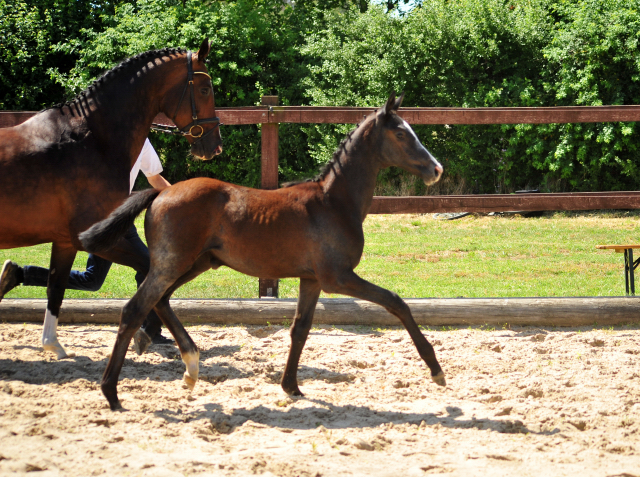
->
[79, 188, 160, 254]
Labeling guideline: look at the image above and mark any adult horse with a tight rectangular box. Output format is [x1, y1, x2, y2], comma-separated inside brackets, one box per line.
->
[81, 92, 446, 411]
[0, 39, 222, 359]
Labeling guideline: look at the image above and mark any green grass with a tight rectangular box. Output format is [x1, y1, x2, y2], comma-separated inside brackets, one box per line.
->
[1, 211, 638, 300]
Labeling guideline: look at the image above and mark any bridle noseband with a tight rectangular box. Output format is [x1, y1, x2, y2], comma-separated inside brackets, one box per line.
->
[152, 51, 222, 142]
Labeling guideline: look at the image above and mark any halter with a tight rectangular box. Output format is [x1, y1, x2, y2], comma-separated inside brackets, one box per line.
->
[152, 51, 222, 141]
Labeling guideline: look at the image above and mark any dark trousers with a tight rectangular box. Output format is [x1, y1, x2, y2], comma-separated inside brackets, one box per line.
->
[23, 225, 163, 337]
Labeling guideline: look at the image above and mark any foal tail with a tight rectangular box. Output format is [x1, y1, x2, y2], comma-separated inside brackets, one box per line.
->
[79, 188, 160, 254]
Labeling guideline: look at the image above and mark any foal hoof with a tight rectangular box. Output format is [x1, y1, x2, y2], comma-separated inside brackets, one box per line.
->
[101, 385, 122, 411]
[133, 329, 152, 355]
[431, 371, 447, 387]
[282, 383, 304, 397]
[183, 372, 197, 391]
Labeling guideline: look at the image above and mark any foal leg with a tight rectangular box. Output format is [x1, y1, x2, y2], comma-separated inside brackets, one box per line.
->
[42, 243, 77, 359]
[281, 278, 321, 396]
[101, 280, 168, 410]
[151, 255, 215, 390]
[154, 298, 200, 390]
[322, 270, 445, 386]
[94, 238, 157, 355]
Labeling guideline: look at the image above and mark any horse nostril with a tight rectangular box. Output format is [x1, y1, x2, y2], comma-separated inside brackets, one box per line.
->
[215, 145, 223, 155]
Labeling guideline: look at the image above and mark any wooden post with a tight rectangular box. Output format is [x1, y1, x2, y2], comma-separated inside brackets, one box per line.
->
[259, 95, 280, 298]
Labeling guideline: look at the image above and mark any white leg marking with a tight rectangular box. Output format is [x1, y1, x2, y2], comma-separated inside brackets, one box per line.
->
[42, 309, 74, 359]
[182, 350, 200, 390]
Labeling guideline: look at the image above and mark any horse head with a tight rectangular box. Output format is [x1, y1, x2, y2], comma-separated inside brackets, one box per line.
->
[376, 92, 442, 186]
[164, 39, 223, 160]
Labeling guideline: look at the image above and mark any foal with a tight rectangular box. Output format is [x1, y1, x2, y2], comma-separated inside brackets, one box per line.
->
[81, 93, 446, 410]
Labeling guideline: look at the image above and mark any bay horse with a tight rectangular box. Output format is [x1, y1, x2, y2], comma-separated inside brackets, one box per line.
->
[0, 39, 222, 359]
[80, 93, 446, 411]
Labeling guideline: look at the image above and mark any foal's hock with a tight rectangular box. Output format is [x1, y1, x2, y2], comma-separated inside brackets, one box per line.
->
[81, 92, 446, 411]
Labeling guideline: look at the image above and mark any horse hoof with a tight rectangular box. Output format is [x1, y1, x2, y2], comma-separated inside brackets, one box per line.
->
[182, 351, 199, 391]
[133, 329, 152, 355]
[282, 383, 304, 396]
[102, 384, 121, 410]
[43, 341, 73, 359]
[431, 371, 447, 387]
[183, 372, 197, 391]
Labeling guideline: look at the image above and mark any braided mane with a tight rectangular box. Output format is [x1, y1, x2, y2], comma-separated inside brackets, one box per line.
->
[51, 47, 187, 113]
[282, 118, 373, 188]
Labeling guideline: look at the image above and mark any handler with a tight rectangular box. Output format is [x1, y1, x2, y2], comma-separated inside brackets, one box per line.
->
[0, 138, 173, 347]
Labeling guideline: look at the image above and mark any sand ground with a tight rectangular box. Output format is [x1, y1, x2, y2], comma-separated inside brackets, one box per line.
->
[1, 321, 639, 476]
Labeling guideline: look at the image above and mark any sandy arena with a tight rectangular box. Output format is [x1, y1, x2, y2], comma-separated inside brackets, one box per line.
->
[1, 321, 639, 476]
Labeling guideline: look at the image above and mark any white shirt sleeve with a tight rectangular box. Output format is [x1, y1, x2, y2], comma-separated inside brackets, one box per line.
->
[138, 138, 164, 177]
[129, 139, 163, 192]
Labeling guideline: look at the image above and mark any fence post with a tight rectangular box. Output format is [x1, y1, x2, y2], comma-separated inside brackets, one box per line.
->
[259, 95, 280, 298]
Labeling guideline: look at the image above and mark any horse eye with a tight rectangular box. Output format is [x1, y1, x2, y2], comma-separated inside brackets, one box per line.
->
[200, 87, 210, 96]
[396, 131, 405, 139]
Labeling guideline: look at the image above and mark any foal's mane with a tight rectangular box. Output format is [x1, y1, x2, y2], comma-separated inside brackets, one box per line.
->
[282, 116, 375, 188]
[51, 47, 187, 114]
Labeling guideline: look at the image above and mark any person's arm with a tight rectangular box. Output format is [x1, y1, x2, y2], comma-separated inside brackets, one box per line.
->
[147, 173, 171, 191]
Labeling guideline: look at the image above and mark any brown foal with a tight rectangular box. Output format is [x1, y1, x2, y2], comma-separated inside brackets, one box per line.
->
[80, 93, 446, 411]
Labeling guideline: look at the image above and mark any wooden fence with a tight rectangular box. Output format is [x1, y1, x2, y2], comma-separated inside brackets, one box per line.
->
[4, 102, 640, 214]
[3, 102, 640, 297]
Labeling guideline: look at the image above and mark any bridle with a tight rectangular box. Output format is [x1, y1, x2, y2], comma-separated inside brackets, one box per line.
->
[151, 51, 222, 142]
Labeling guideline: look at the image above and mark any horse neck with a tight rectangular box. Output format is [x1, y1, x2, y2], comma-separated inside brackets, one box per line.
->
[322, 123, 383, 222]
[80, 55, 185, 168]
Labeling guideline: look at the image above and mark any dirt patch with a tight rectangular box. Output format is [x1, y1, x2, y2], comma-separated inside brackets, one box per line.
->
[1, 322, 640, 476]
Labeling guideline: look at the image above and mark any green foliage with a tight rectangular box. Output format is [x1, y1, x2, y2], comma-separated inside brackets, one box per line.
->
[302, 0, 640, 192]
[0, 0, 117, 109]
[533, 0, 640, 190]
[2, 0, 639, 191]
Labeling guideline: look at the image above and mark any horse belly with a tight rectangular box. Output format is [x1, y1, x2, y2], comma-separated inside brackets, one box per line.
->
[215, 220, 315, 279]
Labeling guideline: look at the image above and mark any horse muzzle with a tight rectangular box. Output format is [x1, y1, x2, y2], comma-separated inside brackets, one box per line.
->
[420, 162, 443, 186]
[190, 126, 223, 160]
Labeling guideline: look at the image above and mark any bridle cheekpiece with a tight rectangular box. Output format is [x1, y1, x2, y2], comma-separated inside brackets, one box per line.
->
[152, 51, 222, 142]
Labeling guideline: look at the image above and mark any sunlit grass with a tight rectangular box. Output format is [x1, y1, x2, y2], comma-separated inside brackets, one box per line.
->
[1, 211, 638, 300]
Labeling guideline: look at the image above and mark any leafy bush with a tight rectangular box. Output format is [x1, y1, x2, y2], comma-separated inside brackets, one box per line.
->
[302, 0, 640, 193]
[0, 0, 115, 109]
[2, 0, 639, 192]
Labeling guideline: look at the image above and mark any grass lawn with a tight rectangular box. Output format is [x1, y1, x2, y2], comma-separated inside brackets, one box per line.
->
[1, 211, 638, 300]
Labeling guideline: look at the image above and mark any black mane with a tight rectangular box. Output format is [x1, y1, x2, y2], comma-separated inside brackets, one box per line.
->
[281, 120, 368, 188]
[51, 47, 186, 113]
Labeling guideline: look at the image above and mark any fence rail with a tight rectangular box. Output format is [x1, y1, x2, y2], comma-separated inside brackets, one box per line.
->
[4, 103, 640, 297]
[3, 105, 640, 214]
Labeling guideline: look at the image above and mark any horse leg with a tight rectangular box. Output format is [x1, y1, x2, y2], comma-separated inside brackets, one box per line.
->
[322, 270, 446, 386]
[101, 275, 172, 410]
[150, 254, 216, 390]
[92, 236, 156, 355]
[42, 243, 77, 359]
[154, 298, 200, 390]
[281, 278, 321, 396]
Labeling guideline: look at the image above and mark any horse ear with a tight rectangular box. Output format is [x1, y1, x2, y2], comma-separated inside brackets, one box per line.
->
[197, 38, 210, 62]
[381, 92, 397, 116]
[394, 91, 405, 110]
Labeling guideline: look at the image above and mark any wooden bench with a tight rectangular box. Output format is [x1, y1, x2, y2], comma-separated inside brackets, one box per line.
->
[596, 244, 640, 295]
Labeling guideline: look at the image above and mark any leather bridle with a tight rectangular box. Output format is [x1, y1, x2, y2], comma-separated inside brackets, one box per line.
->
[152, 51, 222, 143]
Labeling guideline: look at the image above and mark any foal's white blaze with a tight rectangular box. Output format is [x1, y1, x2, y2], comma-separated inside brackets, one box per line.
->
[182, 350, 200, 390]
[402, 119, 443, 175]
[42, 308, 74, 359]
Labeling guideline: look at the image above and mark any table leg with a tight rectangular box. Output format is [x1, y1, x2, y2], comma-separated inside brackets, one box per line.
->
[629, 248, 635, 296]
